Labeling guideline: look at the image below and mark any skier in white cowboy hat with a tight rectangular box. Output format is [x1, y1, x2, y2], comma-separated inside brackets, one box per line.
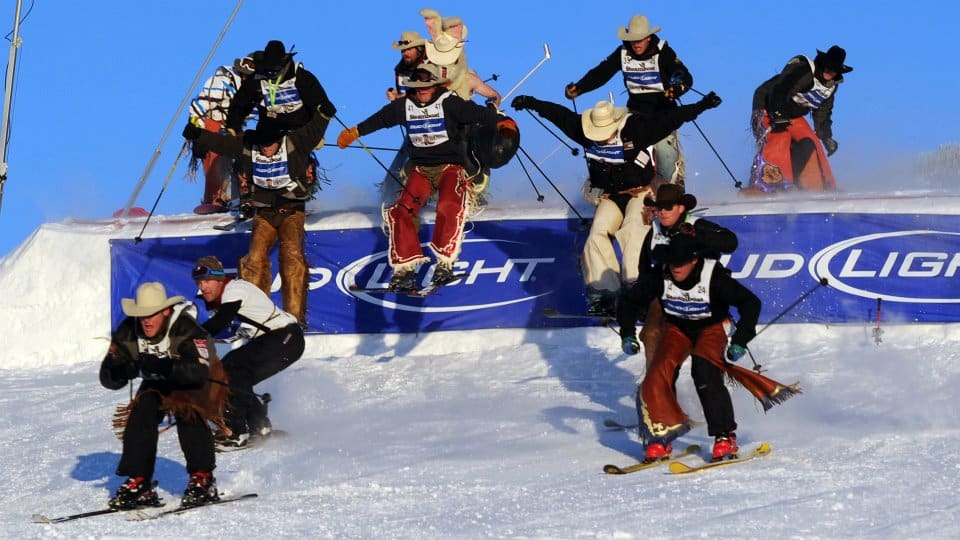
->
[101, 282, 228, 509]
[564, 14, 694, 188]
[510, 88, 721, 316]
[387, 30, 428, 102]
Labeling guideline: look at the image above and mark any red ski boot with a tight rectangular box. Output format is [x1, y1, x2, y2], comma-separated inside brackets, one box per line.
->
[711, 432, 739, 462]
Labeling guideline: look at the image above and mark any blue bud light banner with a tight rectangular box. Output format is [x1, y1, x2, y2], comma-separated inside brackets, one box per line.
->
[110, 213, 960, 334]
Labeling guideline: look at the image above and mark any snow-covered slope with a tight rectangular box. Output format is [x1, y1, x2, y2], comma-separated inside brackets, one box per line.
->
[0, 204, 958, 538]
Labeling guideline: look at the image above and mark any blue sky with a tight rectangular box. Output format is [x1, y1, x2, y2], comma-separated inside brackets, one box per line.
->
[0, 0, 957, 257]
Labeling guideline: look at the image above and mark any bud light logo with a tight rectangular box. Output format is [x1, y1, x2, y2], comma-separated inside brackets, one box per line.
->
[809, 230, 960, 303]
[336, 238, 558, 312]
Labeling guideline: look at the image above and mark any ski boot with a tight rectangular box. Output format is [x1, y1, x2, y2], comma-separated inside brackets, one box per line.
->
[108, 476, 162, 510]
[388, 270, 418, 293]
[586, 290, 616, 317]
[642, 441, 673, 463]
[181, 471, 220, 507]
[711, 432, 739, 462]
[431, 262, 456, 286]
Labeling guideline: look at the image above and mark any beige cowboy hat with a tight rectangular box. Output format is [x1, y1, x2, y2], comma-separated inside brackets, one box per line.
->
[121, 282, 184, 317]
[405, 62, 450, 88]
[617, 14, 661, 41]
[425, 31, 464, 66]
[581, 101, 628, 142]
[391, 30, 426, 51]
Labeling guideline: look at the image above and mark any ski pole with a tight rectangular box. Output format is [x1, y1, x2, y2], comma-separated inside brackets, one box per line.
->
[754, 277, 830, 338]
[332, 115, 422, 206]
[119, 0, 244, 218]
[134, 141, 190, 243]
[677, 95, 743, 188]
[517, 145, 587, 223]
[513, 151, 545, 202]
[346, 144, 401, 152]
[524, 110, 579, 156]
[501, 43, 551, 103]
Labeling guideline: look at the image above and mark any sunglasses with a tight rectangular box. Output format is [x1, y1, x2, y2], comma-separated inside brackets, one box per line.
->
[410, 68, 439, 83]
[192, 265, 226, 281]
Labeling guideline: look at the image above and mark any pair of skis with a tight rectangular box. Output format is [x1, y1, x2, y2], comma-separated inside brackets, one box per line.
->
[32, 493, 258, 524]
[603, 442, 773, 475]
[350, 273, 467, 298]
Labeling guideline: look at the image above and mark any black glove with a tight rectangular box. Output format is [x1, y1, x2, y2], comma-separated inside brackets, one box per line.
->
[106, 353, 139, 380]
[769, 111, 791, 132]
[140, 354, 173, 378]
[697, 91, 722, 111]
[511, 95, 535, 111]
[182, 122, 203, 140]
[238, 201, 255, 220]
[822, 137, 838, 156]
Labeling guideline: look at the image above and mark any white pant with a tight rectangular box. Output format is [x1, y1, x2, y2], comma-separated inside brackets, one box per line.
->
[582, 192, 652, 293]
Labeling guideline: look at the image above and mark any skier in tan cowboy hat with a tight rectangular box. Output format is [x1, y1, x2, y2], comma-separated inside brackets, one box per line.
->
[100, 282, 228, 509]
[564, 14, 695, 188]
[387, 31, 428, 102]
[510, 87, 722, 316]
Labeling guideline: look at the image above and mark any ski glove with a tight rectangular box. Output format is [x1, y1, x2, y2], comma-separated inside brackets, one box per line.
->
[336, 126, 359, 149]
[697, 91, 722, 111]
[822, 137, 838, 156]
[182, 122, 203, 141]
[564, 83, 580, 100]
[106, 353, 139, 380]
[511, 95, 536, 111]
[726, 344, 748, 363]
[496, 119, 518, 140]
[140, 354, 173, 378]
[621, 336, 640, 356]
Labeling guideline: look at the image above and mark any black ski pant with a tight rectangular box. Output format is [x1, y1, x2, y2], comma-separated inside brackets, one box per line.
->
[221, 323, 305, 434]
[690, 355, 737, 437]
[116, 390, 215, 481]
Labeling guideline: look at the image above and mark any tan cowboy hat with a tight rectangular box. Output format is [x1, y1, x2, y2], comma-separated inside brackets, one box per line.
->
[405, 62, 450, 88]
[581, 101, 627, 142]
[392, 30, 426, 51]
[121, 282, 184, 317]
[617, 14, 661, 41]
[425, 31, 464, 65]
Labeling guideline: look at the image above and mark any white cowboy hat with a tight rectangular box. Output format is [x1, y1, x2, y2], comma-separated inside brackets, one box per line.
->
[391, 30, 426, 51]
[581, 101, 627, 142]
[425, 31, 464, 66]
[121, 282, 184, 317]
[617, 15, 661, 41]
[405, 62, 450, 88]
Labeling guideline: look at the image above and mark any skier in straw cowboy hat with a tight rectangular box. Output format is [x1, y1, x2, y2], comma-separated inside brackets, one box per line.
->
[100, 282, 228, 509]
[511, 86, 721, 316]
[565, 14, 694, 188]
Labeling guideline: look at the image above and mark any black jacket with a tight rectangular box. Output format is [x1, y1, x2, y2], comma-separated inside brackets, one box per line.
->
[100, 311, 212, 393]
[753, 55, 843, 140]
[357, 90, 502, 167]
[618, 259, 760, 348]
[522, 97, 710, 191]
[573, 37, 693, 114]
[197, 104, 330, 207]
[226, 65, 336, 134]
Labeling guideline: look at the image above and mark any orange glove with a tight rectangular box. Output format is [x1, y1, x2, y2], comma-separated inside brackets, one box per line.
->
[337, 126, 360, 149]
[496, 118, 518, 140]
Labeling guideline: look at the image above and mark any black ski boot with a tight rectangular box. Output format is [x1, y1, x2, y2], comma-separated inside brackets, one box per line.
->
[108, 476, 162, 510]
[431, 262, 456, 286]
[388, 270, 418, 292]
[181, 471, 219, 507]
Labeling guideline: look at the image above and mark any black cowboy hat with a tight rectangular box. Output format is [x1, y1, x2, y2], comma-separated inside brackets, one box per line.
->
[815, 45, 853, 74]
[261, 40, 297, 72]
[244, 120, 286, 146]
[656, 234, 699, 265]
[643, 183, 697, 211]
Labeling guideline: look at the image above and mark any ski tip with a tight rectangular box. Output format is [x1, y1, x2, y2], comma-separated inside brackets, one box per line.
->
[755, 441, 772, 455]
[31, 514, 52, 524]
[602, 464, 626, 474]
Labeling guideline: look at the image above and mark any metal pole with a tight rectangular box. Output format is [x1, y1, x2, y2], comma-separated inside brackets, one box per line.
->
[501, 43, 551, 103]
[119, 0, 244, 218]
[0, 0, 24, 217]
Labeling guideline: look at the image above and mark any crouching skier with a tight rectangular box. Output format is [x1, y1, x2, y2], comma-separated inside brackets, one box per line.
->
[100, 282, 228, 509]
[192, 255, 305, 449]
